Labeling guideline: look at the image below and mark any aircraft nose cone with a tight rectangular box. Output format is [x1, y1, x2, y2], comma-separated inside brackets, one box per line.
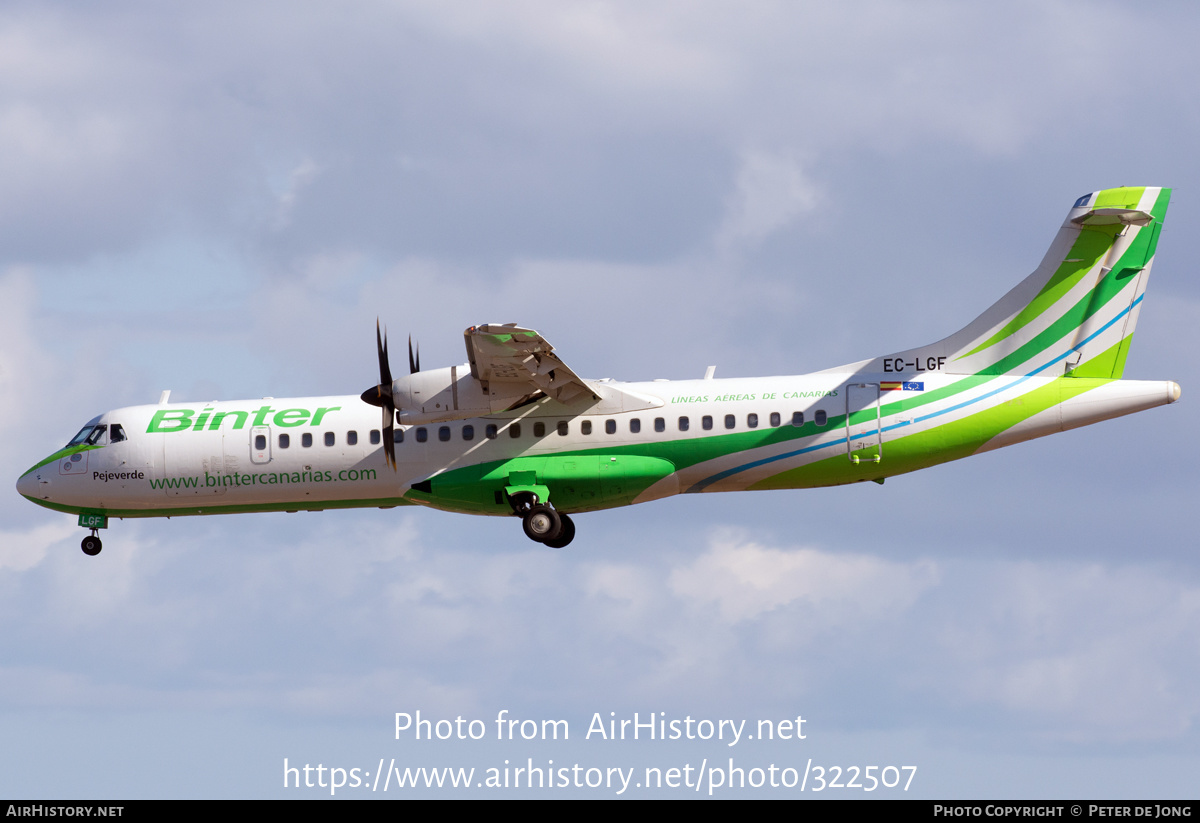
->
[16, 470, 37, 498]
[16, 464, 51, 501]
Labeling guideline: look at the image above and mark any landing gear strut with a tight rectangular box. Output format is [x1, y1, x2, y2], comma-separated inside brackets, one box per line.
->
[81, 530, 102, 556]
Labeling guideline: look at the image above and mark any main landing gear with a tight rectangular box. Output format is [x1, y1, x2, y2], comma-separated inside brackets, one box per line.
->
[81, 530, 103, 556]
[510, 494, 576, 549]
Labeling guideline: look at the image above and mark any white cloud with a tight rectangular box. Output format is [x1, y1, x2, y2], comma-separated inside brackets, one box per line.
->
[931, 561, 1200, 742]
[0, 269, 74, 493]
[271, 157, 321, 231]
[0, 521, 77, 572]
[405, 0, 731, 100]
[2, 508, 1199, 756]
[716, 150, 821, 248]
[669, 527, 938, 622]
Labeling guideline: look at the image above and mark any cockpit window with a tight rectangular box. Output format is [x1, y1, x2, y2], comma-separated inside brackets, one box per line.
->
[68, 425, 108, 447]
[109, 424, 126, 443]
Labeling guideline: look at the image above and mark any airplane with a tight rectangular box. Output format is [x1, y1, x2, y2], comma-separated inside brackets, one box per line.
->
[16, 186, 1180, 556]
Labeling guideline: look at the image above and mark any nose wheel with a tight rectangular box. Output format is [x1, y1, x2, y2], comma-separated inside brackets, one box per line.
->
[81, 530, 102, 556]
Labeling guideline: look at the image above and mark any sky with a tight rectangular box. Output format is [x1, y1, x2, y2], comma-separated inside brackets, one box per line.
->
[3, 0, 1200, 799]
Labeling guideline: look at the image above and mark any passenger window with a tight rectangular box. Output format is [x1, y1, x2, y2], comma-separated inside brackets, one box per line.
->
[534, 422, 546, 437]
[347, 430, 358, 446]
[486, 424, 498, 440]
[325, 432, 335, 446]
[416, 428, 428, 443]
[605, 420, 616, 434]
[557, 421, 568, 436]
[770, 412, 780, 427]
[394, 429, 404, 443]
[702, 415, 713, 430]
[678, 416, 689, 431]
[438, 426, 451, 442]
[724, 414, 735, 430]
[462, 425, 474, 441]
[654, 418, 665, 433]
[630, 419, 641, 434]
[791, 412, 804, 427]
[255, 434, 267, 450]
[370, 430, 381, 444]
[581, 420, 592, 435]
[510, 424, 521, 438]
[279, 433, 290, 449]
[302, 433, 313, 447]
[109, 424, 127, 443]
[815, 410, 827, 426]
[747, 413, 758, 429]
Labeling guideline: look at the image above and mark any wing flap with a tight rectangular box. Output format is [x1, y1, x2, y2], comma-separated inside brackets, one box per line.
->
[464, 324, 598, 405]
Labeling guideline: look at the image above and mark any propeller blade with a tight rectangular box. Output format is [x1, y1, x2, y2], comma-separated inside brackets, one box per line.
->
[361, 318, 398, 470]
[382, 408, 396, 471]
[409, 335, 420, 374]
[379, 321, 393, 387]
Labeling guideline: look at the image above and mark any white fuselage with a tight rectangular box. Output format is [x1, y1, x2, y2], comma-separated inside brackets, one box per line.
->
[17, 370, 1178, 520]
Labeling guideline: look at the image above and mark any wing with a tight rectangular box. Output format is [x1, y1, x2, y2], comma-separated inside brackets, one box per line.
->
[464, 324, 598, 405]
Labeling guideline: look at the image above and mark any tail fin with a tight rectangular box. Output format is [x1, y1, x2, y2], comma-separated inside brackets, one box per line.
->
[854, 187, 1171, 379]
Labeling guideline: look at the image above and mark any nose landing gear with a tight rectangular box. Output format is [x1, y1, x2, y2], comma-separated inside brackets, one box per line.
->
[81, 530, 102, 556]
[76, 514, 107, 557]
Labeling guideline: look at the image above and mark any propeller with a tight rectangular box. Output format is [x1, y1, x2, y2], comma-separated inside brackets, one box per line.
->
[360, 321, 422, 471]
[360, 320, 397, 470]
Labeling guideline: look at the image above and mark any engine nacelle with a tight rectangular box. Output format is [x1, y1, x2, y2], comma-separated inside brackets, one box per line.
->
[392, 365, 533, 425]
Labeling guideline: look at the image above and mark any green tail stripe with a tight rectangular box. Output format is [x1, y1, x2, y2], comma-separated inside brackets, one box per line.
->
[1109, 333, 1135, 379]
[963, 187, 1169, 365]
[974, 189, 1169, 376]
[1070, 338, 1126, 380]
[964, 227, 1119, 357]
[1093, 186, 1146, 209]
